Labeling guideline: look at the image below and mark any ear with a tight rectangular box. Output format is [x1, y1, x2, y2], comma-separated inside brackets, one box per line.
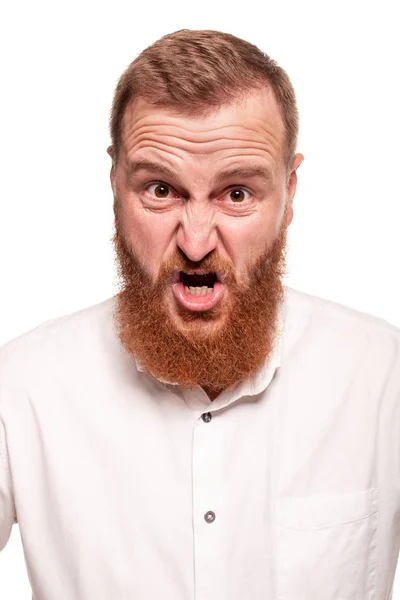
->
[285, 153, 304, 227]
[107, 145, 116, 196]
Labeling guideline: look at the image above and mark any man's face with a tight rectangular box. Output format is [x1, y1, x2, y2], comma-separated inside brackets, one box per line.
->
[110, 89, 303, 394]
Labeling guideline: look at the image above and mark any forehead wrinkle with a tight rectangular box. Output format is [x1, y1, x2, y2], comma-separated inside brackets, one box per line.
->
[126, 142, 185, 164]
[151, 132, 279, 151]
[127, 120, 279, 139]
[122, 100, 281, 136]
[121, 112, 283, 157]
[125, 134, 279, 162]
[121, 90, 286, 158]
[218, 149, 276, 161]
[123, 123, 281, 151]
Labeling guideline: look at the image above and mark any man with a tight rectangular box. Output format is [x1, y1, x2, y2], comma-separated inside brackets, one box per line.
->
[0, 29, 399, 600]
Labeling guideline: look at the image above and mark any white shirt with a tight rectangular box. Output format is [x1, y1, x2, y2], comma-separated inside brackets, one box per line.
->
[0, 286, 399, 600]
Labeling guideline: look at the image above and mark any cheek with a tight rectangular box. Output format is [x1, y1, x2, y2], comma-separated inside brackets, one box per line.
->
[220, 215, 278, 275]
[120, 204, 177, 273]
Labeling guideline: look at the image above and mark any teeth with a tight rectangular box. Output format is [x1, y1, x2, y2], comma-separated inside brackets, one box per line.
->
[185, 285, 214, 296]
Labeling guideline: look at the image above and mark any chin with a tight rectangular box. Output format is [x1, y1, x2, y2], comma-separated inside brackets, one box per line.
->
[166, 298, 227, 335]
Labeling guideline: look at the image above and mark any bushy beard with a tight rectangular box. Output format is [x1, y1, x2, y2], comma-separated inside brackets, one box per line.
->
[113, 213, 287, 395]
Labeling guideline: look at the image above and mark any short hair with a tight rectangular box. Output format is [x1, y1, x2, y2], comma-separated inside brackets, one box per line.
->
[110, 29, 299, 168]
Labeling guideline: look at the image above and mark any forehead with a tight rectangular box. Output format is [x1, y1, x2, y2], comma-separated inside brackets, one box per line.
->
[119, 89, 286, 171]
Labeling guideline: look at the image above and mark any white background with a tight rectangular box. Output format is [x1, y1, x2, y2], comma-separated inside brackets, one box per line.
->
[0, 0, 399, 596]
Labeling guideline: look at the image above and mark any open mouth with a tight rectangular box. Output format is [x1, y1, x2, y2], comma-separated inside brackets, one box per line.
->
[180, 271, 218, 296]
[172, 271, 225, 311]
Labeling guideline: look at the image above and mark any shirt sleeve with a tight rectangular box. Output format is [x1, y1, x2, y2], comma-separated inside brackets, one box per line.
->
[0, 395, 17, 552]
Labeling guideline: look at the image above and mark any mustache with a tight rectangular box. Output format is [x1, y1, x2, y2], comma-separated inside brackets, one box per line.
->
[113, 227, 239, 291]
[156, 248, 238, 287]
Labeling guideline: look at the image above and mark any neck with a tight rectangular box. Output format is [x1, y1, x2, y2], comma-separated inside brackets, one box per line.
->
[202, 387, 223, 401]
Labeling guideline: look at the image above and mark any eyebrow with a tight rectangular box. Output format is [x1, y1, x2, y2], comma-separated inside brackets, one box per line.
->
[127, 159, 273, 185]
[127, 159, 176, 180]
[213, 165, 273, 184]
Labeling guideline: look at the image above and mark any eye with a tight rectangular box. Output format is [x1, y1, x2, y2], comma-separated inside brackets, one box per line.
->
[227, 188, 250, 203]
[147, 183, 171, 199]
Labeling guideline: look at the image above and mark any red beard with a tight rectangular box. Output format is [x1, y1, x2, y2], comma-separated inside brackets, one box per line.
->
[113, 214, 287, 397]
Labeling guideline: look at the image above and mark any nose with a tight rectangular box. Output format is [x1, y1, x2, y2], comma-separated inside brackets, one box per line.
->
[176, 206, 218, 263]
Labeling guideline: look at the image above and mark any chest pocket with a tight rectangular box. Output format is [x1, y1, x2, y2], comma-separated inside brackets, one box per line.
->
[275, 488, 378, 600]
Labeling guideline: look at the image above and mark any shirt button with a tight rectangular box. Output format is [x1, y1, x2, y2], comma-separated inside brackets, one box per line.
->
[201, 412, 212, 423]
[204, 510, 216, 523]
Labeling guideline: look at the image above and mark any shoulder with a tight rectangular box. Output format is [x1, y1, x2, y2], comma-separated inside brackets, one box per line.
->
[0, 297, 118, 387]
[284, 286, 400, 374]
[285, 286, 400, 339]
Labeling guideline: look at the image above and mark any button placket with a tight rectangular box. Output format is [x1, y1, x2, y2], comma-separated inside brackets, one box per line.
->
[201, 413, 216, 524]
[193, 411, 223, 598]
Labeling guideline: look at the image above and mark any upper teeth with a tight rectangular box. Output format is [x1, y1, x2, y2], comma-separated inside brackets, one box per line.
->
[185, 286, 213, 296]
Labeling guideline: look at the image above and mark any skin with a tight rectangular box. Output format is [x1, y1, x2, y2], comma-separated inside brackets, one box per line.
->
[108, 87, 304, 333]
